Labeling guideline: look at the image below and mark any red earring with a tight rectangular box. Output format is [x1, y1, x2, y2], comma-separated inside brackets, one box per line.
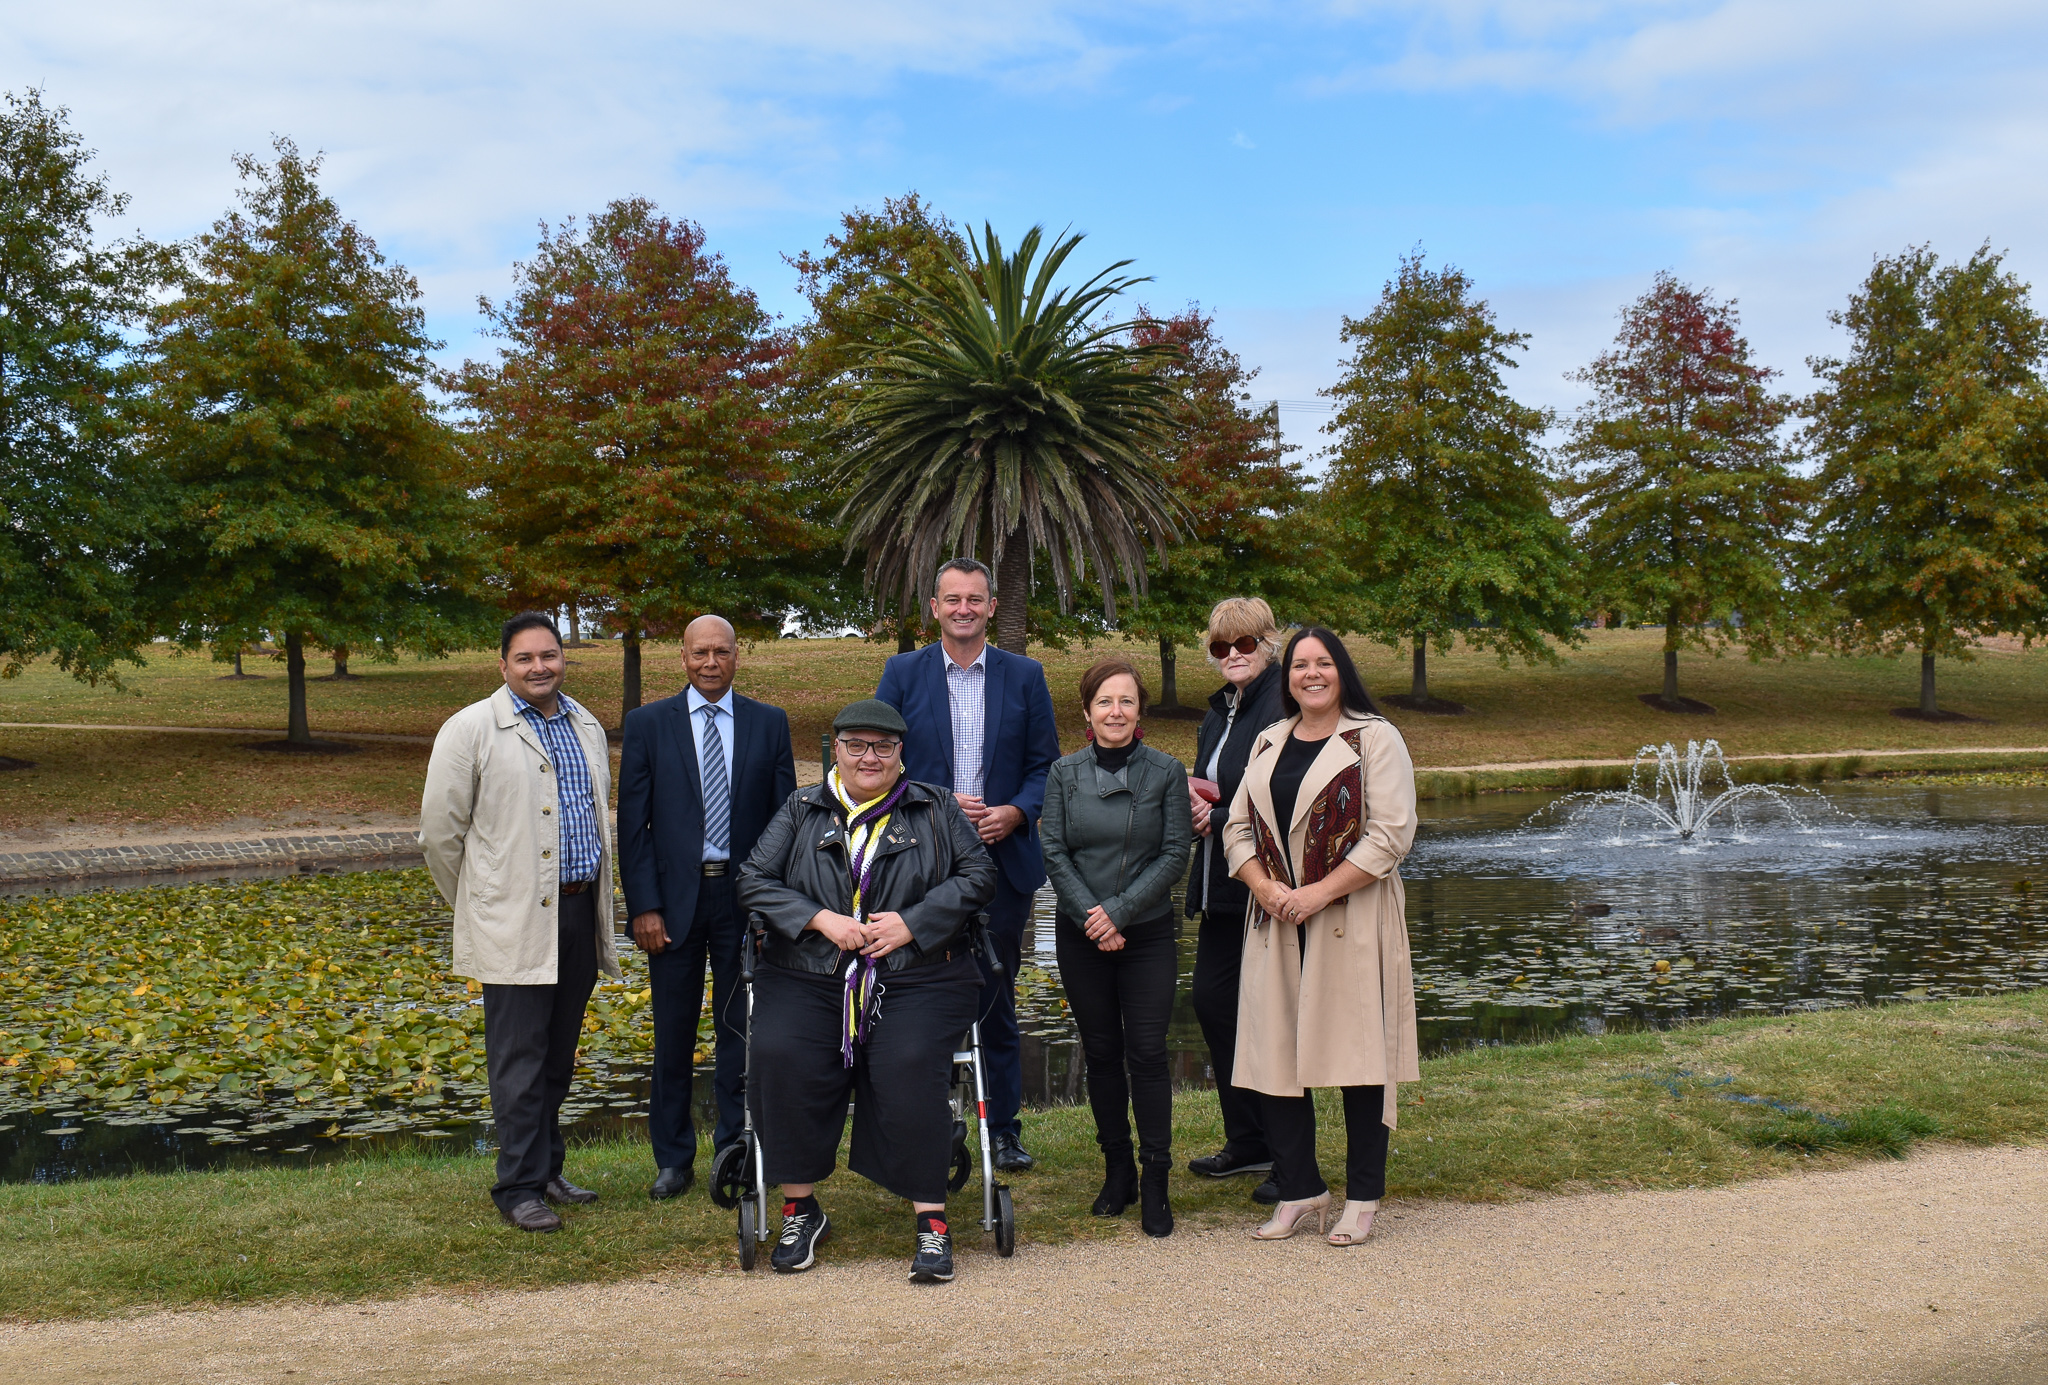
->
[1085, 726, 1096, 741]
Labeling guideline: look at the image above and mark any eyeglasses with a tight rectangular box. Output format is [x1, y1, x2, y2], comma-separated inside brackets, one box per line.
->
[837, 736, 901, 759]
[1209, 636, 1262, 659]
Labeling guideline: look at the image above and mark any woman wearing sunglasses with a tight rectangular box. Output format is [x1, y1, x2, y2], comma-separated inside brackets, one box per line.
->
[1181, 597, 1290, 1201]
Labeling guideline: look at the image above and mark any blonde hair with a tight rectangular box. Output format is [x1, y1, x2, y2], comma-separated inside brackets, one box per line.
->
[1204, 596, 1286, 669]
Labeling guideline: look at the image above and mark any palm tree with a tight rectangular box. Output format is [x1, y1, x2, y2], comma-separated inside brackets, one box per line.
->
[833, 224, 1185, 653]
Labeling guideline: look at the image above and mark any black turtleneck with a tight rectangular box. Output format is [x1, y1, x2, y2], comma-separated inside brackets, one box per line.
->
[1092, 739, 1137, 773]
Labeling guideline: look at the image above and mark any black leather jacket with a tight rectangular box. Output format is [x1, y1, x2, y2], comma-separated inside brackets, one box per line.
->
[737, 779, 999, 976]
[1187, 660, 1287, 918]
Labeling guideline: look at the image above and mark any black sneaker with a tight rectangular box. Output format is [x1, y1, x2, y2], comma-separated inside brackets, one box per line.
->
[771, 1205, 830, 1274]
[909, 1224, 955, 1283]
[1188, 1150, 1274, 1179]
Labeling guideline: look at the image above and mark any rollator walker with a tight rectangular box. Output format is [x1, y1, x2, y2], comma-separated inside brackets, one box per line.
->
[710, 912, 1017, 1269]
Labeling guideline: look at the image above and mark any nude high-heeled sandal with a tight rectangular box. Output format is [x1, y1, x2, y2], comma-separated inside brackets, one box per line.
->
[1249, 1191, 1330, 1240]
[1327, 1198, 1378, 1246]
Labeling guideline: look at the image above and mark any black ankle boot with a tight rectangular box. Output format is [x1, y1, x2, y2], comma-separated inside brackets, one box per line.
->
[1092, 1150, 1138, 1217]
[1140, 1158, 1174, 1237]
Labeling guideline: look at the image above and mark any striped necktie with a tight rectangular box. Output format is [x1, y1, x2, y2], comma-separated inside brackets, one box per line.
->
[701, 705, 730, 852]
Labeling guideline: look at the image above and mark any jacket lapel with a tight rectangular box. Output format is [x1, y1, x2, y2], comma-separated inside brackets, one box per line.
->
[924, 645, 956, 786]
[1287, 717, 1369, 873]
[494, 685, 550, 763]
[727, 693, 753, 801]
[1245, 717, 1290, 854]
[980, 647, 1007, 788]
[672, 694, 703, 805]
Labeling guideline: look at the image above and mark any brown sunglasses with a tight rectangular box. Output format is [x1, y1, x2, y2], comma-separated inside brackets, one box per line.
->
[1209, 636, 1261, 659]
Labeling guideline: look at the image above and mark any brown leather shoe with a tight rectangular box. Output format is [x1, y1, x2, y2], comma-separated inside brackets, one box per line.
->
[501, 1199, 563, 1232]
[546, 1176, 599, 1206]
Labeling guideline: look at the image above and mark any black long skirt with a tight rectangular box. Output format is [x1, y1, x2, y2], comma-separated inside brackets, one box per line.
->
[750, 954, 981, 1205]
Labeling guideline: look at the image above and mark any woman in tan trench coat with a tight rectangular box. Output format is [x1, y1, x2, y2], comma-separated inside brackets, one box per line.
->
[1223, 626, 1417, 1246]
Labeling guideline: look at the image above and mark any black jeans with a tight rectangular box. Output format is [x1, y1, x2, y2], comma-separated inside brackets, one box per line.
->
[750, 955, 982, 1204]
[973, 876, 1029, 1140]
[646, 871, 744, 1171]
[1056, 918, 1177, 1163]
[482, 888, 600, 1212]
[1191, 907, 1268, 1161]
[1260, 1084, 1389, 1203]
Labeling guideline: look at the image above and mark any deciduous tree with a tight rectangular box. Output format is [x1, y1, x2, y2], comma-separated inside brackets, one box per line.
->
[785, 193, 966, 647]
[0, 90, 163, 709]
[140, 139, 486, 746]
[455, 199, 803, 714]
[1324, 254, 1581, 710]
[1564, 272, 1809, 711]
[1116, 305, 1326, 711]
[1806, 245, 2048, 717]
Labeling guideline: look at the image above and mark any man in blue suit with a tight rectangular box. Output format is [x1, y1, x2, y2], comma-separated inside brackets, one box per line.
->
[620, 614, 796, 1199]
[875, 557, 1060, 1171]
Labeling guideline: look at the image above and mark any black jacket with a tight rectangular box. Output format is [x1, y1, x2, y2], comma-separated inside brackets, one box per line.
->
[736, 779, 999, 976]
[1186, 661, 1287, 917]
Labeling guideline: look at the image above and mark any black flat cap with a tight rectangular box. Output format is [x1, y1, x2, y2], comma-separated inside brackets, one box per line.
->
[832, 698, 908, 736]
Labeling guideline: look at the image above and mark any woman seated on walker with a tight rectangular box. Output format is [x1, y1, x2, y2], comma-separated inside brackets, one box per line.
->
[736, 699, 997, 1282]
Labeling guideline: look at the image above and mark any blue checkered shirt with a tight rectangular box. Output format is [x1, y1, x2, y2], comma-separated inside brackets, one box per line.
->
[944, 646, 987, 797]
[510, 691, 603, 883]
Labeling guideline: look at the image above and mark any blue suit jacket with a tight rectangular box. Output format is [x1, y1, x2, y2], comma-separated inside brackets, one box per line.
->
[617, 688, 796, 945]
[875, 642, 1060, 895]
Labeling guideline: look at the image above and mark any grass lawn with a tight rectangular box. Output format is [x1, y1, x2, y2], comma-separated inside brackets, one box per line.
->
[3, 987, 2044, 1321]
[1, 630, 2045, 829]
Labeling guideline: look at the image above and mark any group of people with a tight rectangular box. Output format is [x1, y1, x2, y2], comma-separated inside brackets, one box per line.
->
[419, 558, 1419, 1284]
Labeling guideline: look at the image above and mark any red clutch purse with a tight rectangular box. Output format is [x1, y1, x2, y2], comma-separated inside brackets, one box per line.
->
[1190, 777, 1222, 804]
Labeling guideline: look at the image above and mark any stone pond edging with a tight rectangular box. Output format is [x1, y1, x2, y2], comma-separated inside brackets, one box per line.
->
[0, 830, 424, 887]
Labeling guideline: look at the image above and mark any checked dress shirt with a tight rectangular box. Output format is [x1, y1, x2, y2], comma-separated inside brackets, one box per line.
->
[510, 691, 603, 883]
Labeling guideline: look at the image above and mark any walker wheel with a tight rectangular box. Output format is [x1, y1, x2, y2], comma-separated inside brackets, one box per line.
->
[994, 1184, 1015, 1258]
[710, 1139, 749, 1210]
[738, 1195, 758, 1271]
[947, 1119, 971, 1193]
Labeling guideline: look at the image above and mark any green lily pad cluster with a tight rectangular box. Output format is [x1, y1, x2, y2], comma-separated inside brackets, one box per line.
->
[0, 871, 684, 1137]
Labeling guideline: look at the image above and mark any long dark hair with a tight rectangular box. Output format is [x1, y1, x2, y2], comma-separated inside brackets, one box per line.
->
[1278, 626, 1381, 718]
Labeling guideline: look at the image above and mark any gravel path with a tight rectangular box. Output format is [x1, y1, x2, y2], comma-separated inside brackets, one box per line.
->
[6, 1143, 2044, 1384]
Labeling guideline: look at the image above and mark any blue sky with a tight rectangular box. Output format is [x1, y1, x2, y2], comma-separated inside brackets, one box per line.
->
[10, 2, 2046, 453]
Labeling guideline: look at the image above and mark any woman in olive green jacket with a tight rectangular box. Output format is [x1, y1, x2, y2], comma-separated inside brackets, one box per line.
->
[1041, 659, 1192, 1237]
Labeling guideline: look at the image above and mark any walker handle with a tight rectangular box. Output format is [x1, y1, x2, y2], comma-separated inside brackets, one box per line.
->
[740, 915, 760, 983]
[970, 911, 1005, 981]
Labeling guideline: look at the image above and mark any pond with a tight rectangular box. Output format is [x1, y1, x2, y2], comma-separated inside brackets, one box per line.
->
[3, 779, 2043, 1182]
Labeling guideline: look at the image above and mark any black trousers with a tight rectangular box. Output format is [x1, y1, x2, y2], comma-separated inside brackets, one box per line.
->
[646, 871, 744, 1170]
[1191, 907, 1269, 1161]
[482, 888, 599, 1212]
[1261, 1084, 1390, 1202]
[750, 954, 981, 1205]
[973, 876, 1029, 1140]
[1055, 918, 1176, 1162]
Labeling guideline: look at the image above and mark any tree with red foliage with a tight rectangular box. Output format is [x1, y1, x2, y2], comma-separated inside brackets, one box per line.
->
[1116, 305, 1332, 710]
[1565, 272, 1811, 710]
[453, 200, 807, 714]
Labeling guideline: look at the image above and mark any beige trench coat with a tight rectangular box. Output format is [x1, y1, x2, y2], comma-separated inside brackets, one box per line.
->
[419, 685, 622, 986]
[1222, 711, 1418, 1126]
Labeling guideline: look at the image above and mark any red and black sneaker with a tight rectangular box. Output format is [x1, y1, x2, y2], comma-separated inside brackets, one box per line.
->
[772, 1201, 830, 1274]
[909, 1214, 954, 1283]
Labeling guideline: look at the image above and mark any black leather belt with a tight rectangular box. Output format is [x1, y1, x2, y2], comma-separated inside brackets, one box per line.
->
[702, 861, 729, 877]
[559, 880, 594, 895]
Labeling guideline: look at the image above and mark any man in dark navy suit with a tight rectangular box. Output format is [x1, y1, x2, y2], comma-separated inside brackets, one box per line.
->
[620, 614, 796, 1199]
[875, 557, 1060, 1171]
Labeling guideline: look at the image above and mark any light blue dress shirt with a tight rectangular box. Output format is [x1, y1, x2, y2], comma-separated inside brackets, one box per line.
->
[687, 685, 737, 863]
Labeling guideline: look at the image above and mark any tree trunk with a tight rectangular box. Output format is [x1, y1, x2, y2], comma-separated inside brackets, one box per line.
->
[994, 533, 1030, 655]
[1921, 650, 1938, 717]
[1412, 635, 1428, 701]
[1158, 635, 1180, 708]
[622, 626, 643, 718]
[566, 603, 580, 643]
[233, 650, 245, 677]
[896, 612, 917, 653]
[285, 632, 310, 743]
[331, 644, 350, 678]
[1663, 607, 1680, 702]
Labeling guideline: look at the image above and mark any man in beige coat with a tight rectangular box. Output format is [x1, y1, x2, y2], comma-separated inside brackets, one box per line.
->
[421, 612, 622, 1232]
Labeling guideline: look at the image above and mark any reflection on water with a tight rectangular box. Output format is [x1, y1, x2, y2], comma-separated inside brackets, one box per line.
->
[7, 781, 2045, 1181]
